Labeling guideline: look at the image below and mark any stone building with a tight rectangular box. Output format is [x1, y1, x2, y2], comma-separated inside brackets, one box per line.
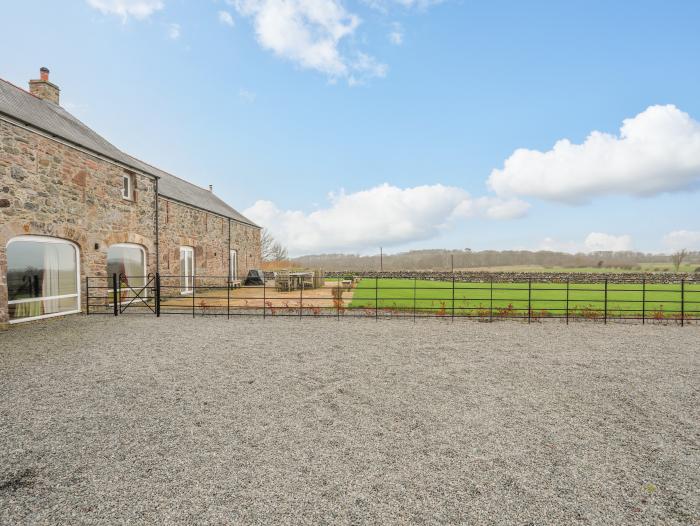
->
[0, 68, 261, 326]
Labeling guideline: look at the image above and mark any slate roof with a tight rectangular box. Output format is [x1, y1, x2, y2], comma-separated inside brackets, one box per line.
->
[0, 77, 258, 227]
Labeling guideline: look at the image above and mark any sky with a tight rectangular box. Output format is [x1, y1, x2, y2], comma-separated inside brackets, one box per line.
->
[2, 0, 699, 256]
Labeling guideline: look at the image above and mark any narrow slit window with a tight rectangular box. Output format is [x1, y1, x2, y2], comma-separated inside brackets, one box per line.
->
[122, 174, 133, 200]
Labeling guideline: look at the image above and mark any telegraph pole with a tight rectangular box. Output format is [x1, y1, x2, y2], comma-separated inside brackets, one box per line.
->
[380, 247, 383, 271]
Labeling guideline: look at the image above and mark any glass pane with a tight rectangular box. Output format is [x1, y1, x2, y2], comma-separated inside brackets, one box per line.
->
[7, 240, 77, 302]
[8, 296, 79, 320]
[6, 238, 79, 320]
[107, 245, 145, 299]
[230, 250, 237, 279]
[180, 248, 193, 291]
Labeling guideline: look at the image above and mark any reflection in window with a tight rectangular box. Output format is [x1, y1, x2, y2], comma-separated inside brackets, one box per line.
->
[107, 244, 146, 303]
[7, 236, 79, 322]
[180, 246, 194, 293]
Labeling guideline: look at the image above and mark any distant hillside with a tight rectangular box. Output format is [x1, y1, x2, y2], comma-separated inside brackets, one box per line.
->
[292, 249, 700, 272]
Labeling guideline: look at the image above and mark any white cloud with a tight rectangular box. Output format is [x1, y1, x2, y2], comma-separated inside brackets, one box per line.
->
[538, 232, 634, 253]
[218, 10, 235, 26]
[489, 105, 700, 203]
[167, 22, 180, 39]
[86, 0, 164, 20]
[231, 0, 386, 83]
[583, 232, 633, 252]
[388, 22, 403, 45]
[363, 0, 443, 12]
[239, 88, 256, 102]
[663, 230, 700, 251]
[244, 183, 527, 254]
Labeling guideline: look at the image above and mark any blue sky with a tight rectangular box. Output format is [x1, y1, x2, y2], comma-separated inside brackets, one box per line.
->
[2, 0, 699, 255]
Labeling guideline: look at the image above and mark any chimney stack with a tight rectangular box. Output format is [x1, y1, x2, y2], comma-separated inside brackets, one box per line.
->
[29, 67, 60, 105]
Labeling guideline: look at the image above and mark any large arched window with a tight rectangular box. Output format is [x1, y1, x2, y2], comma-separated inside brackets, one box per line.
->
[6, 236, 80, 323]
[107, 244, 146, 302]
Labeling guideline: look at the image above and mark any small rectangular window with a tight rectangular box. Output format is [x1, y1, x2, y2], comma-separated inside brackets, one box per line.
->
[122, 174, 133, 200]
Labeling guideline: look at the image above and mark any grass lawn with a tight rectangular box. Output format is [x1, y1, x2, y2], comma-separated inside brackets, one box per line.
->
[349, 278, 700, 319]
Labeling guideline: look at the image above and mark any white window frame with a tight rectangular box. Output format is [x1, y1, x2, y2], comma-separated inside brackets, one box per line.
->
[6, 235, 81, 324]
[108, 243, 147, 304]
[180, 246, 195, 294]
[229, 249, 238, 281]
[121, 173, 133, 200]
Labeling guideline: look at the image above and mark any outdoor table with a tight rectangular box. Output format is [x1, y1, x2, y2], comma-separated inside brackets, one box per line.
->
[289, 272, 314, 290]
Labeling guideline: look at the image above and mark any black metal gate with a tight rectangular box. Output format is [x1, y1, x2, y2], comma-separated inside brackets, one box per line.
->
[86, 273, 159, 316]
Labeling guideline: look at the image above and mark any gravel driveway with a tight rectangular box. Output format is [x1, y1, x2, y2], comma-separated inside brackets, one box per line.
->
[1, 315, 698, 525]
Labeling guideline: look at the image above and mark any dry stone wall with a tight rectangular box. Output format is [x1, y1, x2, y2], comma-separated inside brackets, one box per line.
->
[322, 271, 699, 284]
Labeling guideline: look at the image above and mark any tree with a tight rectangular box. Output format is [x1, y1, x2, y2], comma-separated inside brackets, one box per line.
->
[261, 228, 289, 262]
[671, 249, 688, 272]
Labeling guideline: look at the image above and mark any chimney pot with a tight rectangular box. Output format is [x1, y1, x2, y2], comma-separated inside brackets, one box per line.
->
[209, 185, 213, 192]
[40, 67, 50, 81]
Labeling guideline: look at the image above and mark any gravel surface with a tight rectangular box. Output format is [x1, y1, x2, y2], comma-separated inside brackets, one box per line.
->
[1, 315, 698, 525]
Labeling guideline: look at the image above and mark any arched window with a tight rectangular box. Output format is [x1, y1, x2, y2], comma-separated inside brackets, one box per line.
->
[107, 244, 146, 302]
[6, 236, 80, 323]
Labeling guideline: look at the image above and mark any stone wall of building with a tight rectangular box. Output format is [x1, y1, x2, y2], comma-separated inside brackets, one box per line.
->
[0, 117, 262, 326]
[0, 118, 159, 325]
[158, 197, 262, 287]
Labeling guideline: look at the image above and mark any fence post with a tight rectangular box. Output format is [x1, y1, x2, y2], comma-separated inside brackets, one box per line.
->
[681, 278, 685, 327]
[227, 276, 230, 320]
[85, 276, 90, 316]
[263, 277, 266, 319]
[604, 279, 608, 324]
[489, 278, 493, 322]
[337, 277, 340, 320]
[375, 276, 379, 321]
[452, 273, 455, 322]
[566, 279, 569, 325]
[299, 279, 303, 319]
[155, 273, 160, 317]
[413, 277, 417, 322]
[112, 273, 118, 317]
[642, 278, 646, 325]
[192, 276, 195, 318]
[528, 278, 531, 324]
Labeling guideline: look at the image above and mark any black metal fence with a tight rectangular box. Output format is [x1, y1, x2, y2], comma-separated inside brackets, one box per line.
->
[85, 273, 700, 325]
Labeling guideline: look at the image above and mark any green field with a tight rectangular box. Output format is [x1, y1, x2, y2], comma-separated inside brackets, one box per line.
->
[349, 278, 700, 319]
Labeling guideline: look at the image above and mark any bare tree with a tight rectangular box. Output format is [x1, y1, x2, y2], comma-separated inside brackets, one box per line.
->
[671, 249, 688, 272]
[261, 228, 289, 262]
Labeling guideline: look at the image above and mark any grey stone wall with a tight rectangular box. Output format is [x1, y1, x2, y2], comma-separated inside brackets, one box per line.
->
[158, 198, 261, 285]
[0, 118, 157, 325]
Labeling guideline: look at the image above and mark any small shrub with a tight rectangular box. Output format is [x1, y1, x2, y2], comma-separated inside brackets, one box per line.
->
[436, 301, 447, 317]
[496, 303, 515, 318]
[652, 305, 665, 320]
